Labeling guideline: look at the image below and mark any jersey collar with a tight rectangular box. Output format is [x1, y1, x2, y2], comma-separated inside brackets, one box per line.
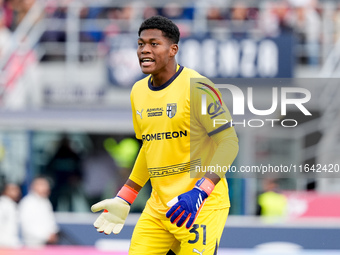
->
[148, 65, 184, 91]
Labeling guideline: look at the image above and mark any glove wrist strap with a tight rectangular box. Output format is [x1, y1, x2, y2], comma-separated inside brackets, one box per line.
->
[117, 184, 138, 205]
[195, 178, 215, 196]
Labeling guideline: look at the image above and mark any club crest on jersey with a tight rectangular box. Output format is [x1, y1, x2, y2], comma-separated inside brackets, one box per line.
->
[166, 103, 177, 118]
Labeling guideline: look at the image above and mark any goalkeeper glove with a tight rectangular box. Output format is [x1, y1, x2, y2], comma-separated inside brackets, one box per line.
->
[166, 178, 215, 229]
[91, 184, 138, 235]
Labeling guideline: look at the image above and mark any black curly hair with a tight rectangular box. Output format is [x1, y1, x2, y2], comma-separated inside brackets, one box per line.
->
[138, 15, 180, 44]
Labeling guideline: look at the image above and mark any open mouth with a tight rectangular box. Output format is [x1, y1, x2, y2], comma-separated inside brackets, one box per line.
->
[141, 58, 155, 63]
[141, 58, 155, 67]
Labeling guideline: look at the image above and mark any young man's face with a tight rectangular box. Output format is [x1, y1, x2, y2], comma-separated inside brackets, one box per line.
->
[137, 29, 177, 75]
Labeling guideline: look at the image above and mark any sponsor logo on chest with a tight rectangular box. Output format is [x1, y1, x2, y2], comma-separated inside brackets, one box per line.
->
[144, 103, 178, 119]
[147, 107, 164, 117]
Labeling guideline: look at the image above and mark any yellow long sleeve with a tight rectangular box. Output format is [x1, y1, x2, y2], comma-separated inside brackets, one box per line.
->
[128, 145, 149, 187]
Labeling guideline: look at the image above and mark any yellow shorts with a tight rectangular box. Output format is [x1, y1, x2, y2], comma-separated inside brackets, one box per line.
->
[129, 207, 229, 255]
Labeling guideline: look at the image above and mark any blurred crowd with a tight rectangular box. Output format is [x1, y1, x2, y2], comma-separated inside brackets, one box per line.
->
[0, 133, 143, 248]
[0, 177, 59, 248]
[0, 0, 36, 32]
[46, 0, 340, 65]
[0, 0, 336, 108]
[0, 0, 339, 65]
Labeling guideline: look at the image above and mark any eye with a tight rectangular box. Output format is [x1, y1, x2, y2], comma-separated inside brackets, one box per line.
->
[151, 43, 158, 46]
[138, 42, 144, 46]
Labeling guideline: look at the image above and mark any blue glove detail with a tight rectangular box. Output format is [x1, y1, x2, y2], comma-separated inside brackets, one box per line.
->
[166, 187, 208, 229]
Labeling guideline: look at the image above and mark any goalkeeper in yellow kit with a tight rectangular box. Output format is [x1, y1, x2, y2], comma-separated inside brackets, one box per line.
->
[91, 15, 239, 255]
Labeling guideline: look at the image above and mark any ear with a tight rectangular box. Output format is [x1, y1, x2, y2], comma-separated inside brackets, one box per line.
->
[169, 44, 179, 58]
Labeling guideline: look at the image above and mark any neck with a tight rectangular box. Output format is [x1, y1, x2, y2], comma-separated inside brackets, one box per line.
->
[151, 62, 177, 87]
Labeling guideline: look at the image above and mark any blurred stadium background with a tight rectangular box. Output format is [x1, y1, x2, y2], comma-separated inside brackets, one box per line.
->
[1, 0, 340, 254]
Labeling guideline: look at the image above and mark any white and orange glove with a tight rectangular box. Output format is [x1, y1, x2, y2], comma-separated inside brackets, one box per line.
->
[166, 178, 215, 229]
[91, 185, 138, 235]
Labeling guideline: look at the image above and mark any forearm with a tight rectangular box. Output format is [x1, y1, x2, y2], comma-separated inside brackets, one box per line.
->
[91, 144, 148, 235]
[107, 144, 147, 205]
[203, 171, 220, 185]
[125, 179, 142, 193]
[128, 145, 149, 188]
[208, 127, 239, 179]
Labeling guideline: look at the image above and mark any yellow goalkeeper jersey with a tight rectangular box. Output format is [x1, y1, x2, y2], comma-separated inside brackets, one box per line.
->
[130, 65, 238, 220]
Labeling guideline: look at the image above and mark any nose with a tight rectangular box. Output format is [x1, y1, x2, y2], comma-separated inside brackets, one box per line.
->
[141, 44, 151, 54]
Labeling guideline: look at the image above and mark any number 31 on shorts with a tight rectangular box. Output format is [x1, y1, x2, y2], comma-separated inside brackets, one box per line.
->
[188, 224, 206, 245]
